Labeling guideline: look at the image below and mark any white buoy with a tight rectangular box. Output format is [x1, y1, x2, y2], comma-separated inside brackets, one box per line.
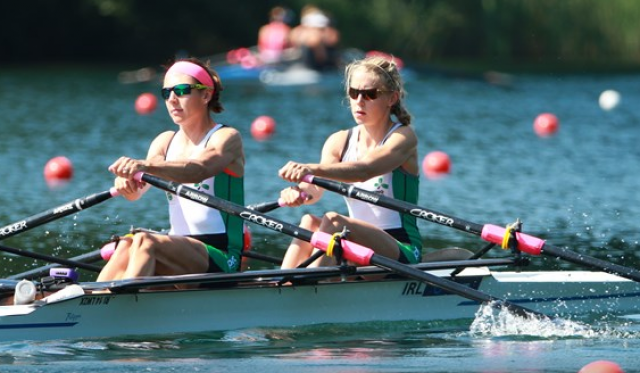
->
[599, 90, 621, 111]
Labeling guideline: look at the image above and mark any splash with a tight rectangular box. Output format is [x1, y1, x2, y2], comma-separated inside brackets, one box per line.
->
[469, 302, 598, 338]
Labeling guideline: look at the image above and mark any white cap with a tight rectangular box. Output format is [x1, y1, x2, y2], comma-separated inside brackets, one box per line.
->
[301, 12, 329, 28]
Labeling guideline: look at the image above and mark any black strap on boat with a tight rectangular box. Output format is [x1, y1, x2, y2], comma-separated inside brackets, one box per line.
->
[449, 242, 496, 277]
[297, 250, 325, 268]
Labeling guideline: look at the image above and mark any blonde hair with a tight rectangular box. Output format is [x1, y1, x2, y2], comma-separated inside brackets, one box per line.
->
[344, 56, 411, 126]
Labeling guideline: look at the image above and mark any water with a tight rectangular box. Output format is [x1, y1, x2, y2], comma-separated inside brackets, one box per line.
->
[1, 66, 640, 372]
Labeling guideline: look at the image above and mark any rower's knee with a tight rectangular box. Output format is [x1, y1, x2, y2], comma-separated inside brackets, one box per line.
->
[300, 214, 317, 229]
[130, 232, 160, 257]
[321, 211, 347, 230]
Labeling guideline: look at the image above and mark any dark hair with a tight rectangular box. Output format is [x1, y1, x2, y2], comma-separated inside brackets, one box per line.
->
[344, 56, 411, 126]
[166, 57, 225, 114]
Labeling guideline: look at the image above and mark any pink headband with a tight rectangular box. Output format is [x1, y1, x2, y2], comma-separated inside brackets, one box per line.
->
[166, 61, 215, 90]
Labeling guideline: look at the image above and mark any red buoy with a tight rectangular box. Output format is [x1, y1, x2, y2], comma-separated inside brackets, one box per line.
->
[241, 225, 253, 271]
[579, 360, 624, 373]
[533, 113, 559, 137]
[251, 115, 276, 141]
[44, 156, 73, 181]
[134, 93, 158, 115]
[422, 151, 451, 179]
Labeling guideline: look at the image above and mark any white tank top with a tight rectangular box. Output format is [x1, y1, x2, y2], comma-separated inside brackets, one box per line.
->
[165, 124, 225, 235]
[341, 123, 404, 230]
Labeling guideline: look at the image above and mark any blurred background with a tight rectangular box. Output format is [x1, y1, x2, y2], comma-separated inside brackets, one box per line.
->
[1, 0, 639, 72]
[0, 0, 639, 277]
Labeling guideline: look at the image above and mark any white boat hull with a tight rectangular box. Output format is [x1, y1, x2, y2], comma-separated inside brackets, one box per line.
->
[1, 268, 639, 342]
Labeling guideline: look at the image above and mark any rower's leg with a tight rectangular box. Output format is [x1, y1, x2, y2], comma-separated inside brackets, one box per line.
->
[96, 238, 133, 281]
[313, 211, 401, 267]
[280, 214, 321, 269]
[122, 232, 208, 278]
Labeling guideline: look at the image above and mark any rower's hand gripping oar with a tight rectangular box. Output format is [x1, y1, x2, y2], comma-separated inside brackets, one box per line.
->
[0, 188, 120, 241]
[302, 175, 640, 283]
[136, 172, 554, 321]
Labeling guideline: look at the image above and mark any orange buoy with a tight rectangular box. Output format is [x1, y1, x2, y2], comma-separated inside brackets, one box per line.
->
[134, 93, 158, 115]
[251, 115, 276, 141]
[533, 113, 559, 137]
[422, 151, 451, 178]
[579, 360, 624, 373]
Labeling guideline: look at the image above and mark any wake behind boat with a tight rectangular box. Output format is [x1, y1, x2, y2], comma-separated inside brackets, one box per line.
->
[1, 256, 639, 342]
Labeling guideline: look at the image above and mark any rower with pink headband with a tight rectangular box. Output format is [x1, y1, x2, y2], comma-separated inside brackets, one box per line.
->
[97, 56, 245, 285]
[166, 60, 215, 91]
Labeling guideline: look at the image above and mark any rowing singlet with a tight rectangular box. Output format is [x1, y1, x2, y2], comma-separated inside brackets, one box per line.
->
[165, 124, 245, 254]
[341, 124, 422, 251]
[258, 21, 290, 63]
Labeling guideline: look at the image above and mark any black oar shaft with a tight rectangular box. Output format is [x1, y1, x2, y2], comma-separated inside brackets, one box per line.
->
[307, 176, 485, 234]
[307, 176, 640, 283]
[0, 244, 102, 273]
[140, 173, 550, 320]
[139, 174, 314, 243]
[247, 200, 281, 213]
[542, 244, 640, 282]
[8, 249, 104, 280]
[0, 189, 118, 240]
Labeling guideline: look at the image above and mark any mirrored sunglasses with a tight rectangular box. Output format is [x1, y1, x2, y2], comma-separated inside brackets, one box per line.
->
[161, 83, 211, 100]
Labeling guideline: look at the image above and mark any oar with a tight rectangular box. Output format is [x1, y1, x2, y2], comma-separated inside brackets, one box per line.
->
[7, 199, 285, 281]
[136, 172, 553, 320]
[7, 248, 105, 280]
[0, 243, 102, 272]
[0, 188, 119, 241]
[302, 175, 640, 283]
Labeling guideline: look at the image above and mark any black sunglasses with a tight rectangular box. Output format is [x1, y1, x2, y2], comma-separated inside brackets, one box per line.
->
[161, 83, 210, 100]
[348, 87, 392, 101]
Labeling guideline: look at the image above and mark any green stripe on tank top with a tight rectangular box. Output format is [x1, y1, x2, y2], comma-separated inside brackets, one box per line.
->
[392, 169, 422, 250]
[214, 173, 245, 257]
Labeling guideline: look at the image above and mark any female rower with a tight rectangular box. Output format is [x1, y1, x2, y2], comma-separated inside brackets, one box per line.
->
[278, 55, 422, 269]
[97, 57, 245, 283]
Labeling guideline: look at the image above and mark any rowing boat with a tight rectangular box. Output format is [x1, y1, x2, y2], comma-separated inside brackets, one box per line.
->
[2, 174, 639, 343]
[1, 257, 639, 342]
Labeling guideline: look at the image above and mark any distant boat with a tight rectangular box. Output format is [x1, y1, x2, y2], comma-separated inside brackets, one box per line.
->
[117, 47, 511, 88]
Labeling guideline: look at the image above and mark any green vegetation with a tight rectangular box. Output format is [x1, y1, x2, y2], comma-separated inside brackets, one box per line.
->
[1, 0, 639, 71]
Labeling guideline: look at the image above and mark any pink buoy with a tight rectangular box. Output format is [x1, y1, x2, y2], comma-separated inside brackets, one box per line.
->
[579, 360, 624, 373]
[134, 93, 158, 115]
[533, 113, 559, 137]
[251, 115, 276, 141]
[422, 151, 451, 179]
